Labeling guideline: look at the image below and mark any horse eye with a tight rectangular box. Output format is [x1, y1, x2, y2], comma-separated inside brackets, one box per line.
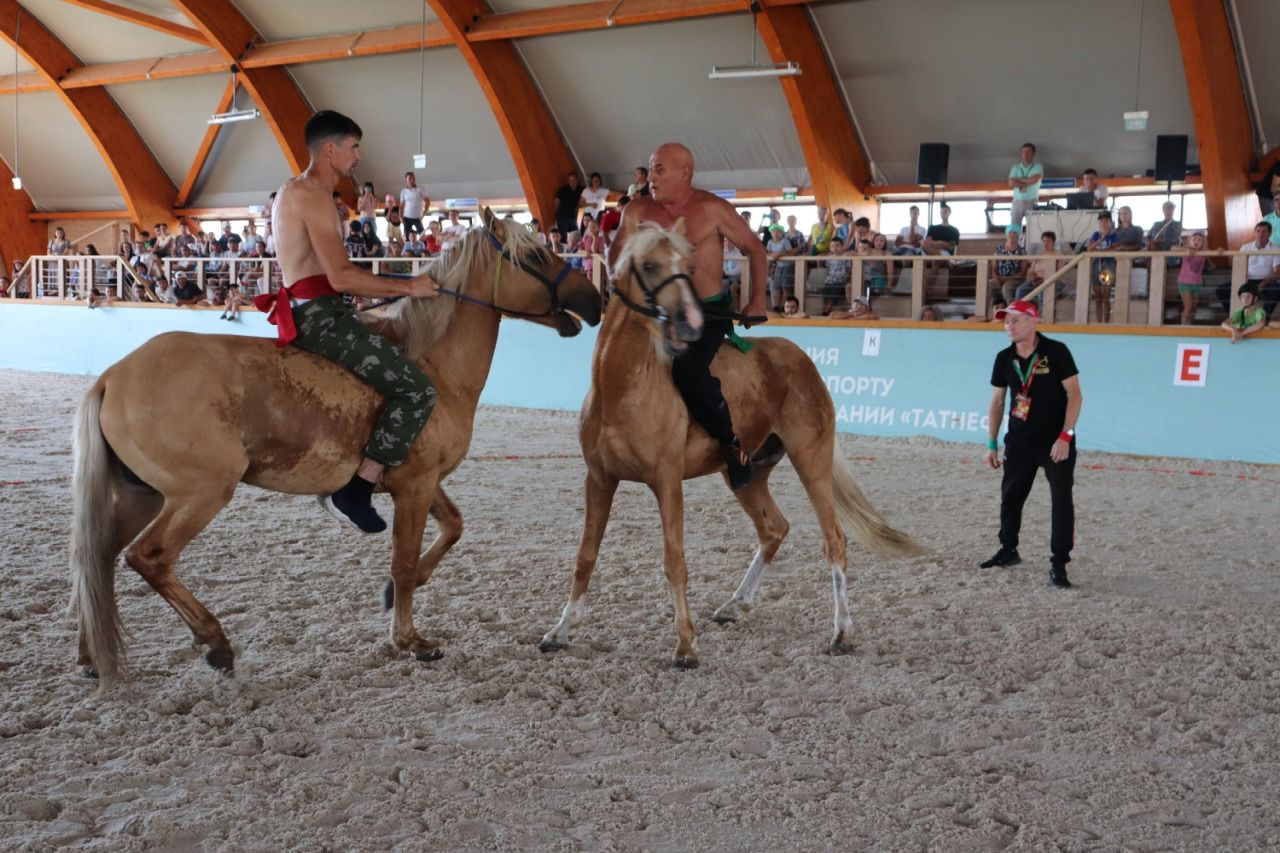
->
[642, 262, 657, 273]
[688, 265, 697, 275]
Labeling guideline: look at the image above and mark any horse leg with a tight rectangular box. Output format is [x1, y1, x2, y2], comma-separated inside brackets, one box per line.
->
[712, 470, 790, 624]
[540, 470, 618, 652]
[655, 478, 698, 669]
[77, 480, 163, 674]
[124, 489, 238, 672]
[380, 489, 462, 612]
[789, 446, 854, 655]
[385, 488, 440, 661]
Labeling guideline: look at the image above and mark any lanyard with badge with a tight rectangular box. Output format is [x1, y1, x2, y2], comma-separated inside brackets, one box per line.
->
[1010, 354, 1042, 421]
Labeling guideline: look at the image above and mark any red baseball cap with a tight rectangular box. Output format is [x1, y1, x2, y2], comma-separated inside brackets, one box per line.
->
[995, 299, 1039, 320]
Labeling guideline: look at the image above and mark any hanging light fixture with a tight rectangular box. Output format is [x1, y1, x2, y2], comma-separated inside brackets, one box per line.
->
[412, 2, 426, 170]
[208, 65, 261, 125]
[11, 7, 21, 190]
[1123, 0, 1148, 131]
[709, 1, 801, 81]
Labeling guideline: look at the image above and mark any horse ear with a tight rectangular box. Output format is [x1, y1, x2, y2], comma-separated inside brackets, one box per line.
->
[481, 206, 497, 229]
[672, 217, 687, 237]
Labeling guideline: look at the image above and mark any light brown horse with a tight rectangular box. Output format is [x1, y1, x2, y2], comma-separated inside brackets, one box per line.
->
[71, 210, 601, 686]
[538, 221, 922, 667]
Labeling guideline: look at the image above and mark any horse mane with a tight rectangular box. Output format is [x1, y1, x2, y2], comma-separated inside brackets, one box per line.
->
[380, 221, 551, 360]
[611, 221, 692, 281]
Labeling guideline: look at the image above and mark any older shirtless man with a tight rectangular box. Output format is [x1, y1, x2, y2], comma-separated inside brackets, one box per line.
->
[260, 110, 439, 533]
[608, 142, 769, 489]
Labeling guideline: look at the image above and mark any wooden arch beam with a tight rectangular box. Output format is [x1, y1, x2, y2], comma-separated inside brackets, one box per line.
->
[0, 0, 176, 229]
[0, 157, 51, 273]
[1170, 0, 1257, 248]
[427, 0, 576, 227]
[756, 3, 871, 209]
[169, 0, 314, 177]
[62, 0, 208, 44]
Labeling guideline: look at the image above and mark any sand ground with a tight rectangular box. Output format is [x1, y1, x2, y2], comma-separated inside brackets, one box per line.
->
[0, 368, 1277, 852]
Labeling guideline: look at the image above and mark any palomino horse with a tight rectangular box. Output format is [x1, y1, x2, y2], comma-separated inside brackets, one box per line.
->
[539, 221, 922, 667]
[71, 209, 601, 686]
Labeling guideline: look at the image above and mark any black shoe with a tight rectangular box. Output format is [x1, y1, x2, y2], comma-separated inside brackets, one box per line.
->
[725, 439, 754, 491]
[979, 547, 1021, 568]
[1049, 564, 1072, 589]
[319, 475, 387, 533]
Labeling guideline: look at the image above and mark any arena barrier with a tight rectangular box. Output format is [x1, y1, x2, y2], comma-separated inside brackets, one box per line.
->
[1, 301, 1276, 464]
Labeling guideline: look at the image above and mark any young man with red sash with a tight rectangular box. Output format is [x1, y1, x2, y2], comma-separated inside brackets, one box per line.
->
[258, 110, 440, 533]
[980, 300, 1084, 588]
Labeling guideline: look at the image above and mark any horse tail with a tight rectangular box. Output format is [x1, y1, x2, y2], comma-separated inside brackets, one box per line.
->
[830, 445, 925, 558]
[70, 380, 126, 686]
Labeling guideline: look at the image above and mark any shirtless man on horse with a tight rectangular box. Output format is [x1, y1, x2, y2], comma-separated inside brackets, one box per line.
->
[264, 110, 440, 533]
[609, 142, 769, 489]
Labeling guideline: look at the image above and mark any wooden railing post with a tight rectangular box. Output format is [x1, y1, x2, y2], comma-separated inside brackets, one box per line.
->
[910, 258, 925, 318]
[1074, 261, 1091, 325]
[1148, 252, 1167, 327]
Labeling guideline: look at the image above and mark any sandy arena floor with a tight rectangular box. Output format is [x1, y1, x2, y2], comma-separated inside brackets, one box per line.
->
[0, 368, 1277, 852]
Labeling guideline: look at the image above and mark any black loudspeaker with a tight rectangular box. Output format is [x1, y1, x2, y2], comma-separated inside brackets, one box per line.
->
[916, 143, 950, 186]
[1155, 135, 1188, 182]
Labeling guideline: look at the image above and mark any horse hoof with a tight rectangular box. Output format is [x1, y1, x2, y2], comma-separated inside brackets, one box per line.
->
[538, 639, 566, 654]
[711, 611, 737, 625]
[81, 665, 99, 679]
[380, 580, 394, 612]
[671, 655, 700, 670]
[413, 648, 444, 663]
[827, 641, 853, 657]
[205, 647, 235, 673]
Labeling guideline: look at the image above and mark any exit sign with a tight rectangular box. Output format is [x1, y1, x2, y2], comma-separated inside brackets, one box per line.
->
[782, 190, 797, 201]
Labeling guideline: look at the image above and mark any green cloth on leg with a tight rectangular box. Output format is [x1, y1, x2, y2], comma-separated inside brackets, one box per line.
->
[701, 293, 754, 353]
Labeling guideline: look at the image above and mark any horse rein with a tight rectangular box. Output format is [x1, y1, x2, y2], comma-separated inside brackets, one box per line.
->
[609, 259, 695, 324]
[359, 229, 574, 320]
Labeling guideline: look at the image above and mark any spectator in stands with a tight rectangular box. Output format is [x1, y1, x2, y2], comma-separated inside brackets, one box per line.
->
[1222, 282, 1267, 342]
[1226, 221, 1280, 319]
[441, 210, 466, 253]
[627, 166, 648, 198]
[923, 202, 960, 255]
[783, 214, 805, 252]
[403, 230, 424, 258]
[172, 271, 202, 306]
[822, 238, 851, 314]
[1081, 169, 1109, 209]
[9, 258, 29, 297]
[1264, 191, 1280, 248]
[1145, 201, 1183, 257]
[1176, 231, 1208, 325]
[864, 233, 890, 294]
[722, 237, 742, 298]
[385, 205, 403, 244]
[423, 220, 443, 255]
[919, 305, 941, 321]
[829, 297, 879, 321]
[266, 190, 277, 221]
[599, 199, 624, 245]
[1113, 206, 1144, 251]
[564, 230, 585, 271]
[755, 208, 780, 247]
[173, 242, 198, 280]
[1018, 230, 1064, 303]
[220, 283, 243, 320]
[153, 223, 174, 257]
[580, 220, 603, 281]
[241, 221, 264, 255]
[1008, 143, 1043, 229]
[832, 208, 852, 245]
[0, 275, 11, 298]
[344, 220, 366, 258]
[765, 223, 791, 310]
[195, 230, 214, 257]
[361, 220, 383, 257]
[216, 221, 234, 252]
[383, 238, 411, 276]
[554, 172, 583, 236]
[993, 227, 1028, 303]
[332, 192, 350, 224]
[894, 205, 926, 254]
[173, 220, 196, 254]
[853, 216, 872, 246]
[357, 182, 378, 227]
[807, 206, 835, 256]
[400, 172, 429, 236]
[989, 295, 1009, 322]
[1083, 211, 1118, 323]
[581, 172, 609, 225]
[47, 226, 72, 255]
[781, 295, 806, 318]
[262, 220, 276, 257]
[547, 226, 563, 253]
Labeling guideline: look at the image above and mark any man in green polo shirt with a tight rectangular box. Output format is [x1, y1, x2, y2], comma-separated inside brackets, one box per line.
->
[1008, 143, 1044, 230]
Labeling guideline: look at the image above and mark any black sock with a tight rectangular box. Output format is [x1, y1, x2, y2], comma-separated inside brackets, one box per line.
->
[337, 473, 375, 505]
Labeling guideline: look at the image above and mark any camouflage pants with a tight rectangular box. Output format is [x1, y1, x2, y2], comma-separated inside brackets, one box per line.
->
[292, 296, 436, 467]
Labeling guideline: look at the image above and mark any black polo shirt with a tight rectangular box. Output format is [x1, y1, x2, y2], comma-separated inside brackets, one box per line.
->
[991, 333, 1078, 443]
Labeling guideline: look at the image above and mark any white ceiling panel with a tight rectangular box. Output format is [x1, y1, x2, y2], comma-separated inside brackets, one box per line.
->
[17, 0, 203, 65]
[108, 74, 233, 188]
[1235, 0, 1279, 156]
[516, 14, 808, 194]
[288, 52, 521, 201]
[0, 44, 36, 74]
[816, 0, 1197, 185]
[233, 0, 431, 42]
[185, 91, 291, 208]
[0, 91, 120, 210]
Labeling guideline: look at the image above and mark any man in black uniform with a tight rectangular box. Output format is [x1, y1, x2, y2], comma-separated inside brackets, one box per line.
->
[980, 300, 1083, 588]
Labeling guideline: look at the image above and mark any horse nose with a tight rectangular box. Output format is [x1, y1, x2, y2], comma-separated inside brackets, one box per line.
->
[675, 303, 703, 342]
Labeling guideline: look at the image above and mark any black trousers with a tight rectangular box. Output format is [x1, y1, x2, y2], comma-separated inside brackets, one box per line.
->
[671, 316, 736, 447]
[998, 435, 1076, 565]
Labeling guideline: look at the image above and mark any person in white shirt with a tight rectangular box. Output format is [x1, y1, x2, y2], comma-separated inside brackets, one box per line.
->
[1007, 143, 1044, 229]
[1081, 169, 1109, 209]
[1222, 221, 1280, 318]
[441, 210, 467, 252]
[580, 172, 610, 225]
[399, 172, 430, 236]
[894, 205, 927, 254]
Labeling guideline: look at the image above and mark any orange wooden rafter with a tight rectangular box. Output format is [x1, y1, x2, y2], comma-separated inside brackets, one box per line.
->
[1169, 0, 1257, 248]
[169, 0, 313, 176]
[0, 0, 176, 229]
[0, 156, 52, 271]
[174, 79, 236, 208]
[755, 3, 870, 207]
[427, 0, 577, 228]
[61, 0, 208, 44]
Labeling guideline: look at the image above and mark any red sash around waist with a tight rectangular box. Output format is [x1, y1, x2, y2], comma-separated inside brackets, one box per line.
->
[253, 274, 340, 347]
